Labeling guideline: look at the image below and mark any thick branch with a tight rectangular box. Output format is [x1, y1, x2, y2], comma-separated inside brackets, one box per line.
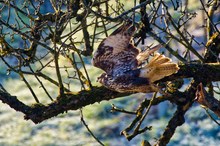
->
[0, 86, 128, 124]
[0, 63, 220, 124]
[156, 80, 199, 145]
[156, 105, 186, 146]
[160, 63, 220, 82]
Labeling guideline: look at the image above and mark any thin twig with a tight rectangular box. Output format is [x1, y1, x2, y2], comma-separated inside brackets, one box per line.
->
[80, 109, 105, 146]
[0, 1, 34, 20]
[28, 65, 53, 101]
[19, 71, 40, 103]
[134, 92, 157, 132]
[147, 31, 187, 63]
[53, 10, 64, 96]
[205, 109, 220, 126]
[82, 0, 153, 22]
[71, 42, 92, 90]
[199, 0, 220, 40]
[0, 19, 54, 53]
[161, 2, 204, 62]
[71, 53, 86, 90]
[111, 104, 136, 115]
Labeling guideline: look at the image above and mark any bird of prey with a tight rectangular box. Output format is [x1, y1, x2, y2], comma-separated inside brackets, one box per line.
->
[92, 22, 179, 93]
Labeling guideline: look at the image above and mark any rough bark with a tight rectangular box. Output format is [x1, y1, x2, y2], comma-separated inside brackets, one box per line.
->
[0, 63, 220, 124]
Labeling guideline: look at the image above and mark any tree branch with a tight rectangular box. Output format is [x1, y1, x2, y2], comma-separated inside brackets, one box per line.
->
[0, 63, 220, 124]
[0, 86, 128, 124]
[159, 63, 220, 82]
[196, 83, 220, 117]
[156, 105, 186, 146]
[82, 0, 153, 22]
[156, 79, 199, 145]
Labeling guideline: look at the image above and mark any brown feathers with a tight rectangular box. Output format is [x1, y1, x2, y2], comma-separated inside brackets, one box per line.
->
[139, 53, 179, 83]
[92, 23, 179, 93]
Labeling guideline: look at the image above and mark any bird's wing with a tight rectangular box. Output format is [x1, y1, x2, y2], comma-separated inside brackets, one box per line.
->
[92, 23, 140, 76]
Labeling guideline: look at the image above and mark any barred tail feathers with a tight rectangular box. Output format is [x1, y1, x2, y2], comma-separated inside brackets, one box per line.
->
[139, 53, 179, 83]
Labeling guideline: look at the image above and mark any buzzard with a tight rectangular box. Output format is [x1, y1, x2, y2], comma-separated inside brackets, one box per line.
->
[92, 22, 179, 93]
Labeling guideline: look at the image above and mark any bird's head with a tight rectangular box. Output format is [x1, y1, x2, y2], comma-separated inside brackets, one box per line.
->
[110, 22, 137, 38]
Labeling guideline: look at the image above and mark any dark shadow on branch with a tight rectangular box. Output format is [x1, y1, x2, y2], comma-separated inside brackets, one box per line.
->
[0, 63, 220, 124]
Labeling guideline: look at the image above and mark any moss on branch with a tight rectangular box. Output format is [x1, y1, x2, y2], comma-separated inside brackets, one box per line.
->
[0, 63, 220, 124]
